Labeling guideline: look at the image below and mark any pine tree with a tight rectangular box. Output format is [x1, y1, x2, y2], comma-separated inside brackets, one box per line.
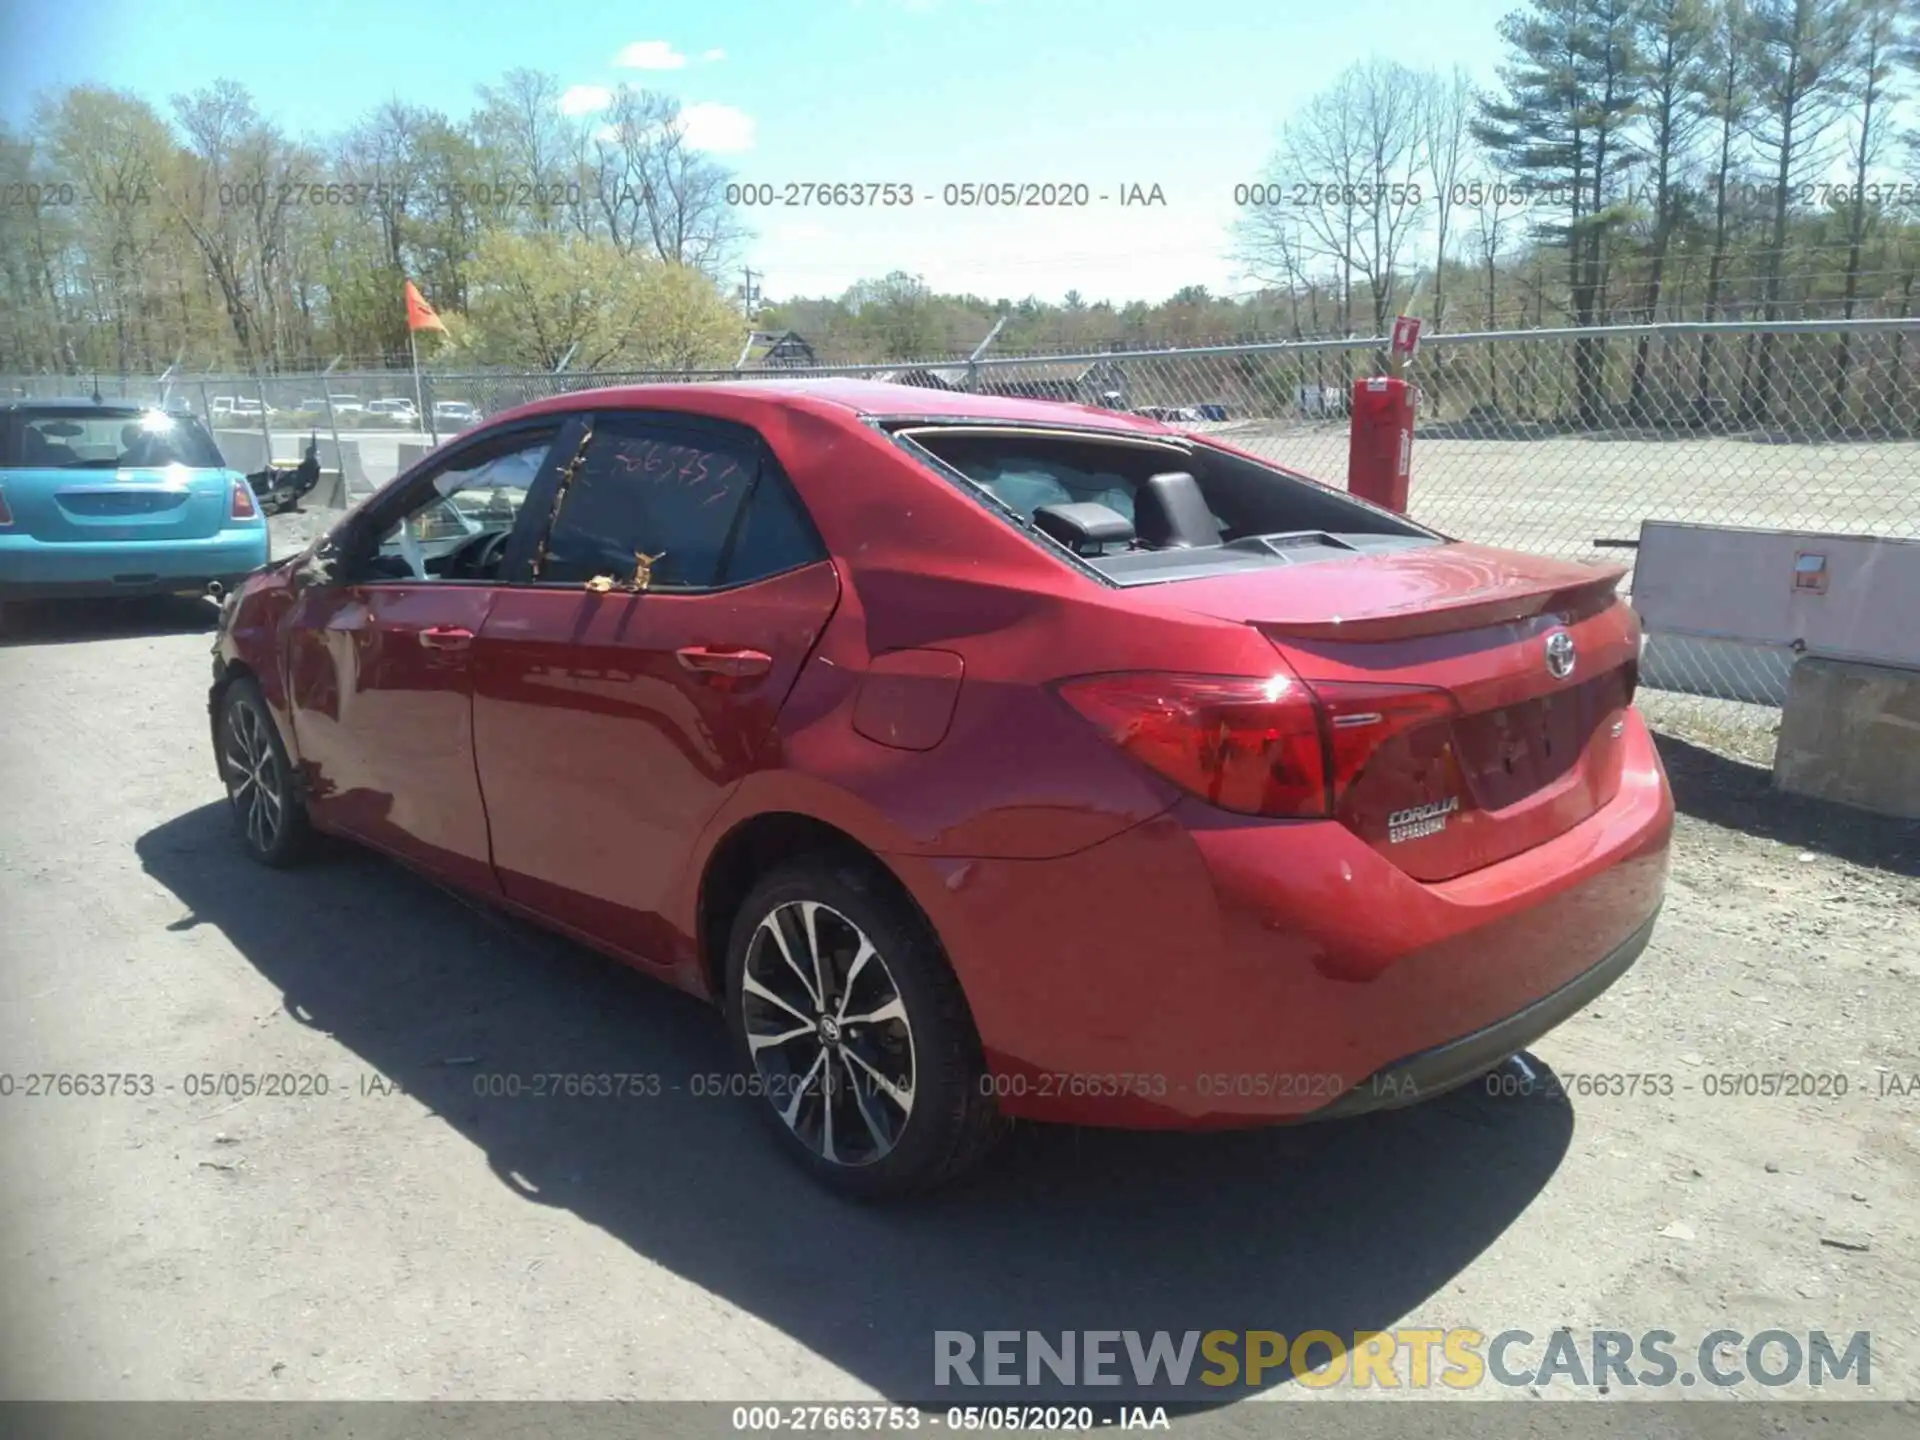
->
[1476, 0, 1644, 424]
[1741, 0, 1853, 424]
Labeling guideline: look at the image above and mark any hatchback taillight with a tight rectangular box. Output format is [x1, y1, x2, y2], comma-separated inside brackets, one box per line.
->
[231, 480, 257, 519]
[1057, 671, 1458, 819]
[0, 486, 12, 527]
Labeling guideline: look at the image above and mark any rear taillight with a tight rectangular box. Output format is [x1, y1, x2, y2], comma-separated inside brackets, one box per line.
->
[1057, 671, 1457, 819]
[230, 480, 257, 519]
[0, 486, 12, 527]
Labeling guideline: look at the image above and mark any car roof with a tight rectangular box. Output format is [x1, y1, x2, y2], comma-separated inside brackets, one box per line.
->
[0, 396, 172, 413]
[499, 377, 1176, 434]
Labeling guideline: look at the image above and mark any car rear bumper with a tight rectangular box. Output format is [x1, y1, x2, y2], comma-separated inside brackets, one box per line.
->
[911, 708, 1674, 1127]
[1305, 906, 1660, 1120]
[0, 527, 269, 600]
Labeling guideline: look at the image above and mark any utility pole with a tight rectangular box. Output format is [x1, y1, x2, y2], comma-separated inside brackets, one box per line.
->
[742, 266, 761, 320]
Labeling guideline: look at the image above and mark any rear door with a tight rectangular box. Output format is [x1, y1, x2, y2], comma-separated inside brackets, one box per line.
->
[281, 420, 570, 893]
[471, 411, 839, 966]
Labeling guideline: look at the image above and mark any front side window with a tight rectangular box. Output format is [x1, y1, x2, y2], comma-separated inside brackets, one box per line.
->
[535, 421, 822, 591]
[353, 433, 557, 582]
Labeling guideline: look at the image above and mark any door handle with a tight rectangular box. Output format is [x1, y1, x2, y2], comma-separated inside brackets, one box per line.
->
[418, 625, 474, 651]
[675, 645, 773, 678]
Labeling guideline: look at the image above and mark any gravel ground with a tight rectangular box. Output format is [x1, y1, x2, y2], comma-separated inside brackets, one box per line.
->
[0, 518, 1916, 1417]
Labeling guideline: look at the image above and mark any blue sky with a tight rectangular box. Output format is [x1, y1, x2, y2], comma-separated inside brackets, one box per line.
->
[4, 0, 1523, 304]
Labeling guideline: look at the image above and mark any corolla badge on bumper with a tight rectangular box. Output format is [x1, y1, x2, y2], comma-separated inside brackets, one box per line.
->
[1388, 796, 1459, 843]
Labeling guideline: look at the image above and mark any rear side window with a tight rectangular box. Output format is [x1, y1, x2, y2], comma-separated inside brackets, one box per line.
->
[536, 420, 823, 591]
[720, 467, 823, 584]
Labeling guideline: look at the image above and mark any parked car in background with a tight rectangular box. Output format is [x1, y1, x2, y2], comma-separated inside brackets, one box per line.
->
[0, 398, 269, 613]
[300, 395, 366, 419]
[366, 398, 420, 427]
[208, 378, 1672, 1198]
[1295, 383, 1349, 418]
[433, 401, 481, 430]
[210, 396, 277, 422]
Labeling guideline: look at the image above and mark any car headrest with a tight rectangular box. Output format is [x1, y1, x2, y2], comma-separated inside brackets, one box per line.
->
[1033, 501, 1135, 556]
[1133, 471, 1222, 549]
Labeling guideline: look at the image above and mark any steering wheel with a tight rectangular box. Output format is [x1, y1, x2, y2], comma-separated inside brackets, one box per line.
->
[453, 528, 513, 579]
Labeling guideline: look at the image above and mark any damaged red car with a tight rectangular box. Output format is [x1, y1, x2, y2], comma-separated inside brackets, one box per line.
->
[208, 380, 1672, 1197]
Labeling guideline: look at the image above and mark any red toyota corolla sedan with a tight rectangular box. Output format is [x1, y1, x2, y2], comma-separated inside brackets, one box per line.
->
[207, 379, 1672, 1196]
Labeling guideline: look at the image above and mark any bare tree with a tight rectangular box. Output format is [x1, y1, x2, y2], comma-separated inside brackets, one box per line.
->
[569, 87, 744, 278]
[473, 68, 573, 233]
[1467, 171, 1528, 408]
[1420, 66, 1477, 331]
[1247, 61, 1430, 341]
[1232, 197, 1320, 334]
[341, 100, 438, 285]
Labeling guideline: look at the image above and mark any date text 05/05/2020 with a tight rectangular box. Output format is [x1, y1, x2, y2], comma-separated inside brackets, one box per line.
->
[723, 182, 1167, 209]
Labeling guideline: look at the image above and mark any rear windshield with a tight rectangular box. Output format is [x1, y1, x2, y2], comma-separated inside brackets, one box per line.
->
[898, 426, 1438, 584]
[1, 408, 225, 470]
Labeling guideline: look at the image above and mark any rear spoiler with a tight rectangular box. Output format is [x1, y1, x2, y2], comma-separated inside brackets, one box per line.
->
[1251, 564, 1628, 642]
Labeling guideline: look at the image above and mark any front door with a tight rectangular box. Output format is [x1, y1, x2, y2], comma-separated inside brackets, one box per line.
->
[282, 422, 569, 893]
[471, 412, 840, 966]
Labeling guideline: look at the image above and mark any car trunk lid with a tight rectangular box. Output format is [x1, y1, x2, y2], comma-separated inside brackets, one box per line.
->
[1153, 542, 1642, 880]
[1, 466, 240, 543]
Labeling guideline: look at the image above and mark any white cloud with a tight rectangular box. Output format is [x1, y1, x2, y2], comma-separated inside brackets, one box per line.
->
[591, 123, 622, 145]
[680, 102, 755, 153]
[614, 40, 688, 70]
[558, 84, 612, 116]
[701, 48, 727, 62]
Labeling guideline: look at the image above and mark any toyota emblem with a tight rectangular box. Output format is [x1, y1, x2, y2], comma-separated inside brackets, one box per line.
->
[1545, 631, 1577, 680]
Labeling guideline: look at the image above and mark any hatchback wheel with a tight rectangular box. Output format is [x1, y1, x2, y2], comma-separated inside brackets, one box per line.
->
[217, 678, 311, 867]
[725, 860, 1005, 1198]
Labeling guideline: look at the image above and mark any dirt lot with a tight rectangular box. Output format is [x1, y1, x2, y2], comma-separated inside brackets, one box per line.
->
[1, 527, 1917, 1418]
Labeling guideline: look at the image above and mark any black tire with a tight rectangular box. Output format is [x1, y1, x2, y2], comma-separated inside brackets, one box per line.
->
[723, 857, 1006, 1199]
[216, 677, 312, 867]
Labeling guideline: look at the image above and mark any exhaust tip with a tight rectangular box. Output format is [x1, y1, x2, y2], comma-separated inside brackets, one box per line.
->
[203, 581, 226, 609]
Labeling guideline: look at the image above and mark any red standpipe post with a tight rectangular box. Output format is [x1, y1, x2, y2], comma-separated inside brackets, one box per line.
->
[1346, 374, 1415, 514]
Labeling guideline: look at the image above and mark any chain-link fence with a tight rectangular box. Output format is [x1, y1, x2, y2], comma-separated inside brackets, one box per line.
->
[9, 318, 1917, 758]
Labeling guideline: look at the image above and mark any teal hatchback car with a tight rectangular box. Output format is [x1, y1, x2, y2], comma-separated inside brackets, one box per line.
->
[0, 398, 270, 607]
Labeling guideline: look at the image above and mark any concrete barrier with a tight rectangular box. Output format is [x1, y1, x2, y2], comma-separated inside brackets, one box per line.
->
[212, 428, 271, 474]
[1774, 657, 1920, 820]
[315, 439, 381, 510]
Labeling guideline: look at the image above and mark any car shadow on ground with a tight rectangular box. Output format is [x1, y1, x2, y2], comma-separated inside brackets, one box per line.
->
[138, 803, 1573, 1405]
[1655, 733, 1920, 878]
[0, 595, 217, 648]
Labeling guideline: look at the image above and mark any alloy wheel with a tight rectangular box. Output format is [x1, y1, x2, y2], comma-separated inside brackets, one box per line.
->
[222, 698, 286, 854]
[739, 900, 918, 1167]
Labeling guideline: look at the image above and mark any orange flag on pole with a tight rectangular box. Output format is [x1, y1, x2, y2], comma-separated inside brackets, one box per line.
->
[405, 280, 447, 333]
